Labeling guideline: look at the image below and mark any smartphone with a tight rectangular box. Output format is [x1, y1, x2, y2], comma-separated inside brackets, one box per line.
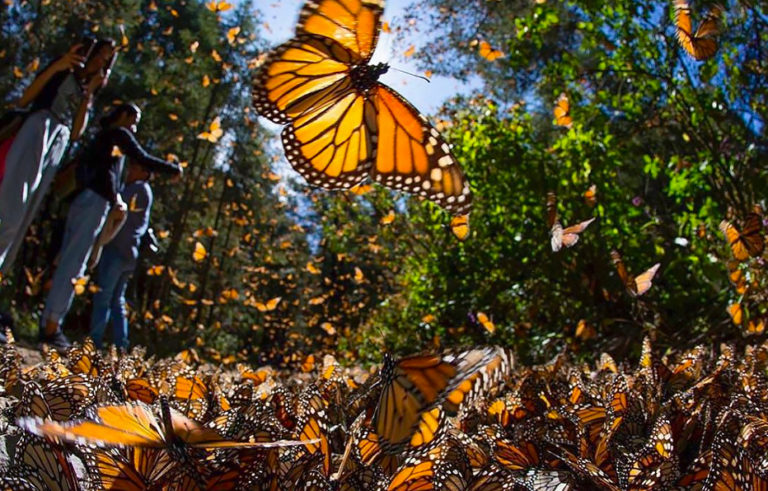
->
[76, 37, 97, 67]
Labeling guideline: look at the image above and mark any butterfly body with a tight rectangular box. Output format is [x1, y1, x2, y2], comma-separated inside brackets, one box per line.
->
[349, 62, 389, 91]
[253, 0, 472, 230]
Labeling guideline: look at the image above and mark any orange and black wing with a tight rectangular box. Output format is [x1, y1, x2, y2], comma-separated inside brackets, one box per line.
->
[370, 84, 472, 215]
[15, 435, 79, 491]
[554, 92, 572, 128]
[674, 0, 721, 60]
[720, 214, 765, 261]
[86, 447, 174, 491]
[255, 37, 377, 189]
[296, 0, 384, 63]
[20, 404, 167, 448]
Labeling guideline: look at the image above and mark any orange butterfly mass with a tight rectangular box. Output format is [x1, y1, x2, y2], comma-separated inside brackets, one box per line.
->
[252, 0, 472, 238]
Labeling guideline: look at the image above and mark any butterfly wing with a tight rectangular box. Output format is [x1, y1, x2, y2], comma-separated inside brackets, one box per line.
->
[740, 212, 765, 257]
[610, 250, 630, 288]
[15, 435, 79, 491]
[691, 5, 722, 59]
[718, 218, 763, 261]
[561, 217, 595, 248]
[675, 0, 720, 60]
[267, 37, 377, 189]
[370, 84, 472, 215]
[632, 263, 661, 296]
[674, 0, 695, 54]
[19, 404, 166, 448]
[296, 0, 384, 62]
[253, 36, 359, 126]
[551, 223, 564, 252]
[554, 93, 572, 128]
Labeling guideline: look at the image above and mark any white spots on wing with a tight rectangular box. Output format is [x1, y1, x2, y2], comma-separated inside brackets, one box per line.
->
[430, 168, 442, 182]
[438, 155, 453, 168]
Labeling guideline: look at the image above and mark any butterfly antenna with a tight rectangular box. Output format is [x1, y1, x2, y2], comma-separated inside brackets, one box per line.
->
[390, 66, 431, 83]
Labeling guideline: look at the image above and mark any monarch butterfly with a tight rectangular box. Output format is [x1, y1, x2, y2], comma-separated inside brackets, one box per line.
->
[478, 41, 504, 61]
[18, 398, 314, 450]
[558, 447, 621, 491]
[252, 0, 472, 235]
[18, 376, 94, 421]
[720, 212, 764, 262]
[584, 184, 597, 207]
[674, 0, 723, 61]
[12, 434, 79, 491]
[610, 250, 660, 297]
[171, 374, 210, 419]
[86, 446, 175, 490]
[125, 377, 159, 404]
[626, 418, 677, 490]
[554, 93, 572, 128]
[371, 348, 503, 455]
[295, 387, 331, 476]
[67, 338, 100, 377]
[546, 192, 594, 251]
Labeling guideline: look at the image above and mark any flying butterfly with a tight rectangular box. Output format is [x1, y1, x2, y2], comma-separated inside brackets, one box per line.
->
[546, 192, 594, 252]
[719, 211, 764, 262]
[371, 348, 505, 455]
[252, 0, 473, 239]
[478, 41, 504, 61]
[197, 116, 223, 143]
[554, 93, 572, 128]
[674, 0, 723, 61]
[18, 398, 313, 450]
[611, 250, 660, 297]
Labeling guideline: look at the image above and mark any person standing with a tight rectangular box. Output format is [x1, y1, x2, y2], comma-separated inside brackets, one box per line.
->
[89, 158, 179, 349]
[0, 40, 115, 273]
[39, 103, 181, 348]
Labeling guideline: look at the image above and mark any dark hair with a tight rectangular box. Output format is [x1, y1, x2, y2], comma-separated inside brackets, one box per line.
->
[100, 103, 140, 129]
[88, 39, 116, 61]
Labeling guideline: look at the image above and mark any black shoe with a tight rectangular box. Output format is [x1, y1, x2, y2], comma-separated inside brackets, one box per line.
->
[39, 330, 72, 350]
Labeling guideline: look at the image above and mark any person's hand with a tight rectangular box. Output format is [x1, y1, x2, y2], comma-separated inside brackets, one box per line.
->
[170, 165, 183, 184]
[53, 45, 86, 72]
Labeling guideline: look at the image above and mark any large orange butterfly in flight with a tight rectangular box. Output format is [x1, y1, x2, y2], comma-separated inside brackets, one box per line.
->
[674, 0, 723, 61]
[252, 0, 472, 238]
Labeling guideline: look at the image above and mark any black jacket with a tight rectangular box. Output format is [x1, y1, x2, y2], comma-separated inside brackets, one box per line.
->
[82, 126, 180, 204]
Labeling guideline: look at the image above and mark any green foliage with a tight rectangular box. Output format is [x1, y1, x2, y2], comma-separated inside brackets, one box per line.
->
[1, 0, 766, 365]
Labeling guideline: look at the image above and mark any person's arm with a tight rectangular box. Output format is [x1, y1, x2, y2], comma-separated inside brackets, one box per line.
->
[69, 74, 104, 142]
[17, 46, 85, 108]
[114, 128, 182, 175]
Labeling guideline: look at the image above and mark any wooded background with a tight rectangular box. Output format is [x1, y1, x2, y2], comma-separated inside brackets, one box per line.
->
[1, 0, 765, 366]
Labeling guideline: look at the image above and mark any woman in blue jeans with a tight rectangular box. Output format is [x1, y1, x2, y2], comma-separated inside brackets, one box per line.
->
[40, 104, 181, 348]
[89, 159, 180, 349]
[0, 40, 115, 273]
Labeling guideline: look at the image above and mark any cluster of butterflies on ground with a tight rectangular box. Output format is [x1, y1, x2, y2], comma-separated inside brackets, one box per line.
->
[0, 331, 766, 489]
[250, 0, 728, 242]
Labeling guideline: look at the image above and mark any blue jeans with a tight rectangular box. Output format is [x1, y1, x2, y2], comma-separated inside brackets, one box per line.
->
[89, 247, 133, 349]
[41, 189, 109, 331]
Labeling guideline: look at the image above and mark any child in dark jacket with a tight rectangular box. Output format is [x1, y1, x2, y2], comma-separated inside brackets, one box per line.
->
[88, 158, 178, 349]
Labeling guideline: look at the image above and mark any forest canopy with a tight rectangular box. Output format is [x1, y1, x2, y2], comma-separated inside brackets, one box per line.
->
[0, 0, 766, 367]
